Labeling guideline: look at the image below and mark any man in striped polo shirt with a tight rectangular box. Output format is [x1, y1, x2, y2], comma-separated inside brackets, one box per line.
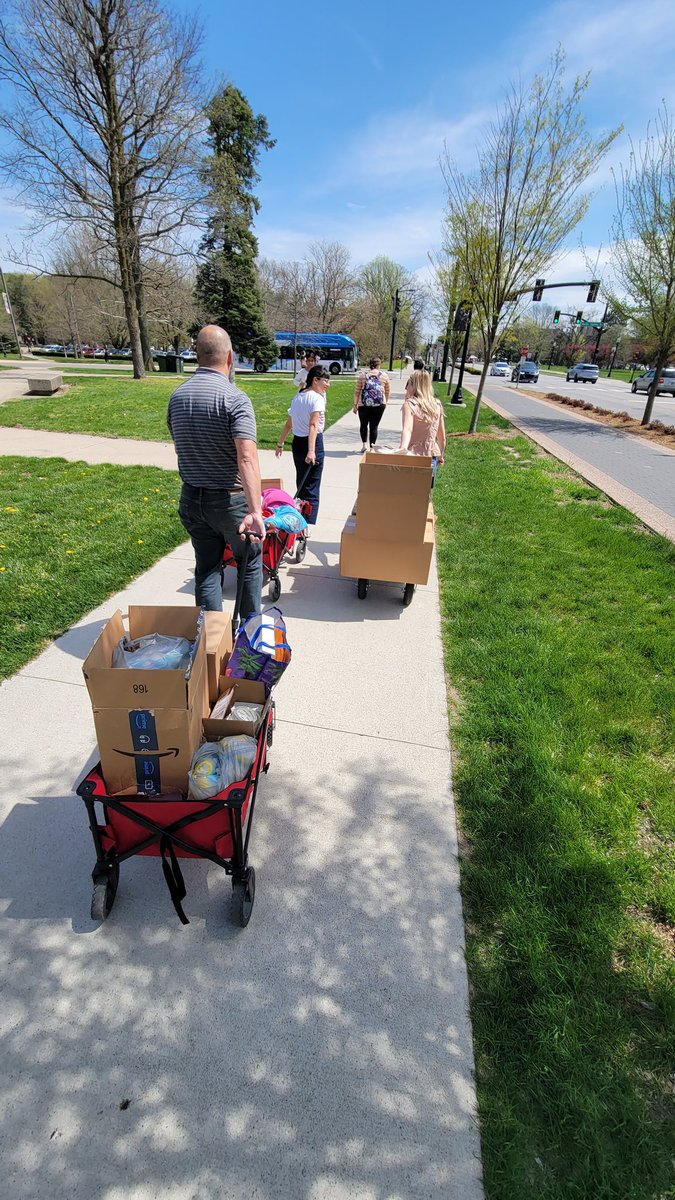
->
[168, 325, 265, 617]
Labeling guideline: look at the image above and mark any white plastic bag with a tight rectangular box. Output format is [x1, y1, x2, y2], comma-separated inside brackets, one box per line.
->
[227, 702, 263, 725]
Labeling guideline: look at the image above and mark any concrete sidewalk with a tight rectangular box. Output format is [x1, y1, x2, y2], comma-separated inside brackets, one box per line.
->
[0, 379, 483, 1199]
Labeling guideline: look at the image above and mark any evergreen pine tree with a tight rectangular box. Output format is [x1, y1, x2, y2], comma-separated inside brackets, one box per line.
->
[195, 86, 277, 370]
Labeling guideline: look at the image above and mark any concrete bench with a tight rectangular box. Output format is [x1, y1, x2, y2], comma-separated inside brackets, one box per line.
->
[27, 374, 62, 395]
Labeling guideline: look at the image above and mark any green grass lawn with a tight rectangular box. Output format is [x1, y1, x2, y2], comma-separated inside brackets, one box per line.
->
[434, 394, 674, 1199]
[0, 456, 185, 677]
[0, 374, 356, 447]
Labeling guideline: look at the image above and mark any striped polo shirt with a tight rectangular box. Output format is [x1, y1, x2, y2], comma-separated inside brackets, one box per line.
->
[167, 368, 257, 490]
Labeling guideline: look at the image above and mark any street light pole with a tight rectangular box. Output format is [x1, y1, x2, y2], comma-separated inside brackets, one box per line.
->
[0, 265, 23, 358]
[388, 288, 399, 372]
[451, 308, 471, 405]
[607, 343, 619, 378]
[591, 301, 609, 364]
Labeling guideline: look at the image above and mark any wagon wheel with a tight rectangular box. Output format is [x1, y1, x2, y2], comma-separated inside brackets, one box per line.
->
[266, 700, 276, 748]
[91, 862, 119, 921]
[231, 866, 256, 928]
[402, 583, 416, 607]
[295, 536, 307, 563]
[357, 578, 369, 600]
[269, 575, 281, 602]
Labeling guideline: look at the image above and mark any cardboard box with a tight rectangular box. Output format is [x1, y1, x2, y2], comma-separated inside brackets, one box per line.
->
[339, 509, 435, 585]
[82, 606, 208, 796]
[203, 610, 233, 704]
[261, 477, 284, 491]
[203, 677, 269, 740]
[83, 606, 206, 711]
[91, 694, 205, 796]
[354, 455, 433, 542]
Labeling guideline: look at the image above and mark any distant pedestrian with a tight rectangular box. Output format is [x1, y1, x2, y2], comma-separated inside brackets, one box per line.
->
[275, 364, 331, 526]
[400, 369, 446, 475]
[294, 349, 320, 391]
[353, 356, 390, 452]
[168, 325, 265, 618]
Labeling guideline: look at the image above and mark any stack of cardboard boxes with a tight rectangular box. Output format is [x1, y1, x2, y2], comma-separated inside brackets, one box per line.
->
[82, 607, 233, 797]
[339, 452, 435, 585]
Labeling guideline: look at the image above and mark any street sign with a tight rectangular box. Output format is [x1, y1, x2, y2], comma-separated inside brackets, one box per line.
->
[2, 292, 10, 316]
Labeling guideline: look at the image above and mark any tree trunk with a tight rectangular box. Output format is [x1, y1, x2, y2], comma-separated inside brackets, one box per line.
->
[468, 354, 492, 434]
[641, 348, 669, 425]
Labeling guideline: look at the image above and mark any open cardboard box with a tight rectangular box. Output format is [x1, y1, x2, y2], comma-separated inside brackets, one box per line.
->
[82, 606, 208, 796]
[203, 677, 270, 740]
[203, 610, 233, 705]
[261, 477, 284, 491]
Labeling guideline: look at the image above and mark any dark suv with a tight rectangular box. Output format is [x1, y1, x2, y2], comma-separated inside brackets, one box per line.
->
[511, 360, 539, 383]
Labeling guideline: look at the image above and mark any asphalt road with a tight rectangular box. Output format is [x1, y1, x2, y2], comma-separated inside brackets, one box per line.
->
[487, 367, 675, 424]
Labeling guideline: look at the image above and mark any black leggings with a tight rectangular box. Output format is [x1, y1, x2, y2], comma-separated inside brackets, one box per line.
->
[359, 404, 385, 446]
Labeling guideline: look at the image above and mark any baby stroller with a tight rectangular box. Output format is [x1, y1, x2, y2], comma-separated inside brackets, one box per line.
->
[224, 475, 313, 603]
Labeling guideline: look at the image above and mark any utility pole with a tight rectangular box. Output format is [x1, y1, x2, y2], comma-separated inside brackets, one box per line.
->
[0, 265, 23, 358]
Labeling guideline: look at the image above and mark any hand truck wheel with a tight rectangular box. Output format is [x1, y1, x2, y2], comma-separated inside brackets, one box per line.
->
[268, 575, 281, 602]
[402, 583, 416, 607]
[295, 536, 307, 562]
[91, 862, 119, 921]
[357, 578, 369, 600]
[231, 865, 255, 928]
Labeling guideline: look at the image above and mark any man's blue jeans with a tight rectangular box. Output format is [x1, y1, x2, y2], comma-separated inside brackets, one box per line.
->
[178, 485, 262, 618]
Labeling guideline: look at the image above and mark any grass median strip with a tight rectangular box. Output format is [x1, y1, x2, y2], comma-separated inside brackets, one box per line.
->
[0, 456, 186, 677]
[0, 373, 356, 447]
[433, 403, 674, 1199]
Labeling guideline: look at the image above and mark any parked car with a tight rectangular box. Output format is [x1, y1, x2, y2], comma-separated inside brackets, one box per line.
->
[180, 348, 197, 361]
[630, 368, 675, 396]
[489, 360, 510, 377]
[566, 362, 599, 384]
[511, 360, 539, 383]
[40, 344, 63, 354]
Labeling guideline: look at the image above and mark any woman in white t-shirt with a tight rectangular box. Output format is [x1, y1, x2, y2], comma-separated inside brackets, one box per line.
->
[275, 365, 331, 525]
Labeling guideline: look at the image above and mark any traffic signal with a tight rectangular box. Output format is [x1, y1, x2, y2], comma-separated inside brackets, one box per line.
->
[532, 278, 545, 301]
[553, 310, 560, 324]
[394, 290, 401, 314]
[575, 311, 583, 325]
[587, 280, 600, 303]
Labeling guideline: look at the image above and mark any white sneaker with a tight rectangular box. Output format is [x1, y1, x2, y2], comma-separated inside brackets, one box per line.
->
[360, 442, 367, 452]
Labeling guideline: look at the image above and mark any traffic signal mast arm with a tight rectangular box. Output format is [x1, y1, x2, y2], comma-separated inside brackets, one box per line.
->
[511, 279, 601, 299]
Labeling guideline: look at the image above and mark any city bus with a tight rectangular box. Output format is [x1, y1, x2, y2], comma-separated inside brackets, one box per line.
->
[272, 332, 359, 374]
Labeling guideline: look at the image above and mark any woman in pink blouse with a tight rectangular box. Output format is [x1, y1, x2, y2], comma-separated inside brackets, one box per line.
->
[399, 369, 446, 472]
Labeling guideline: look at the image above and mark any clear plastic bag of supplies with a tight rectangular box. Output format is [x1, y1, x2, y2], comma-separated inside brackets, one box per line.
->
[112, 633, 193, 671]
[188, 736, 258, 799]
[227, 701, 263, 725]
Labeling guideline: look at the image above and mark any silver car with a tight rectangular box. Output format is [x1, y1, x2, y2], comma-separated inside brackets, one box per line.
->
[630, 368, 675, 396]
[490, 360, 510, 377]
[566, 362, 599, 383]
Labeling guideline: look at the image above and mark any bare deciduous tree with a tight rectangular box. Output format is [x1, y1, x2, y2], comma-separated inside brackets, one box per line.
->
[607, 106, 675, 425]
[441, 49, 620, 432]
[0, 0, 205, 378]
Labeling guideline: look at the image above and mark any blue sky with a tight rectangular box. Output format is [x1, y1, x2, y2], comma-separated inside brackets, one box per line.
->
[1, 0, 675, 321]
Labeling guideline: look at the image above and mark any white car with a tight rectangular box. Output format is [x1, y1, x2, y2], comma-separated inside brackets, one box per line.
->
[566, 363, 599, 383]
[490, 361, 510, 377]
[630, 368, 675, 396]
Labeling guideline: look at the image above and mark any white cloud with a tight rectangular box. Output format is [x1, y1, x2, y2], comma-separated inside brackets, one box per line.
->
[256, 204, 443, 270]
[321, 105, 490, 193]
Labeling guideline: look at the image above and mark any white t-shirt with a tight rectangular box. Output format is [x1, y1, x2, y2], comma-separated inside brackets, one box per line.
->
[289, 389, 326, 436]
